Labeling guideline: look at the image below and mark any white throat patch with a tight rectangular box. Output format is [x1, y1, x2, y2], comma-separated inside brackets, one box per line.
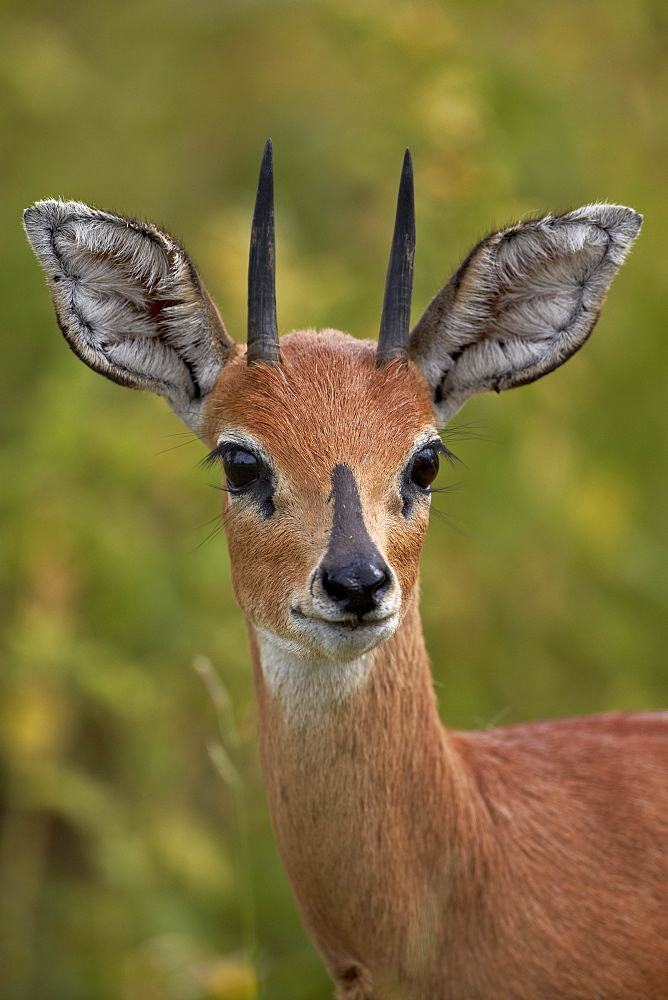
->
[256, 630, 374, 725]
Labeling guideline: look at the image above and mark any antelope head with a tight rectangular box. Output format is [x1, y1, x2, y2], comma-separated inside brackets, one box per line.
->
[24, 142, 641, 676]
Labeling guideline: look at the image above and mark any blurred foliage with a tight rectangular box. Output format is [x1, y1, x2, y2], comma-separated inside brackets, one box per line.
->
[1, 0, 666, 997]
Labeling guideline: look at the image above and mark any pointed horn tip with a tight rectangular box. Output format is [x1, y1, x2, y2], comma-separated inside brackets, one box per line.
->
[376, 148, 416, 367]
[259, 140, 274, 179]
[248, 140, 280, 365]
[401, 150, 414, 192]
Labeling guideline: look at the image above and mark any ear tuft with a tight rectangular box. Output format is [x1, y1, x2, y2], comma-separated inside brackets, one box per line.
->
[409, 204, 642, 426]
[24, 200, 236, 432]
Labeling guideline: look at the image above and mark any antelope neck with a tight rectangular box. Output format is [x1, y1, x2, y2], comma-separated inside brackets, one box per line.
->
[245, 602, 477, 986]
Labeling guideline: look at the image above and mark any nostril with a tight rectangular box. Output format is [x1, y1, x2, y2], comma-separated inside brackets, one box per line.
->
[369, 566, 390, 596]
[320, 561, 391, 617]
[321, 569, 350, 604]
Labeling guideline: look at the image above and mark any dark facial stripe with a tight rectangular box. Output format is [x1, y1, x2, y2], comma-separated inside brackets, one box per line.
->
[321, 464, 384, 573]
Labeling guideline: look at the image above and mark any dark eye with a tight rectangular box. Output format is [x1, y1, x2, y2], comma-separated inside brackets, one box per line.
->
[409, 446, 440, 490]
[222, 447, 261, 490]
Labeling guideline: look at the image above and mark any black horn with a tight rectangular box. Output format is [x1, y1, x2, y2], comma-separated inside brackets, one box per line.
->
[376, 149, 415, 368]
[247, 139, 281, 366]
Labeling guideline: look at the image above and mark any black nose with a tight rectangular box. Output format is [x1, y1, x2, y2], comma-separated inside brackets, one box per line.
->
[320, 560, 390, 618]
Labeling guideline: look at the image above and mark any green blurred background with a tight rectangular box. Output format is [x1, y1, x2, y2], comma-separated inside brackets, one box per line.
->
[1, 1, 666, 997]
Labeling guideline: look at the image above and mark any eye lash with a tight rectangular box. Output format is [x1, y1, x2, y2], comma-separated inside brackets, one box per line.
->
[208, 482, 237, 495]
[201, 440, 266, 472]
[200, 443, 225, 470]
[434, 438, 461, 466]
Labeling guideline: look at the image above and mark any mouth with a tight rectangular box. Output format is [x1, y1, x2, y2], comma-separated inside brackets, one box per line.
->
[283, 605, 400, 661]
[290, 607, 394, 630]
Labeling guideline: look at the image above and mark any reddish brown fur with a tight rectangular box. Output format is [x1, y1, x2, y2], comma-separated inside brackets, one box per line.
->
[251, 623, 667, 999]
[25, 193, 658, 997]
[204, 330, 667, 1000]
[204, 330, 435, 641]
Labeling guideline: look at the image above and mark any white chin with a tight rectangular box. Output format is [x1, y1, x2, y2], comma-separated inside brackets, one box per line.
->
[255, 621, 398, 720]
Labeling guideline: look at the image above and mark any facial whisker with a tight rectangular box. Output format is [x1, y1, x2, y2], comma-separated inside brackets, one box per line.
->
[153, 436, 201, 457]
[193, 512, 229, 553]
[440, 419, 493, 444]
[431, 481, 465, 495]
[429, 506, 468, 538]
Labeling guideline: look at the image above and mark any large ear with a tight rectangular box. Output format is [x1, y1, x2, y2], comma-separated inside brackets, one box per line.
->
[409, 204, 642, 426]
[23, 200, 238, 434]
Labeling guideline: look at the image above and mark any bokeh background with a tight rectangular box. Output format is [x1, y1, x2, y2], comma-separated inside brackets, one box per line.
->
[1, 1, 666, 998]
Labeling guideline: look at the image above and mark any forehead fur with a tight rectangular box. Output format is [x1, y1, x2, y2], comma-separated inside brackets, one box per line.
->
[203, 329, 435, 485]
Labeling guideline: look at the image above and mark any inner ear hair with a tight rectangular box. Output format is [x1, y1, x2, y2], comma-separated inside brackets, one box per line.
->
[409, 203, 642, 426]
[24, 200, 236, 432]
